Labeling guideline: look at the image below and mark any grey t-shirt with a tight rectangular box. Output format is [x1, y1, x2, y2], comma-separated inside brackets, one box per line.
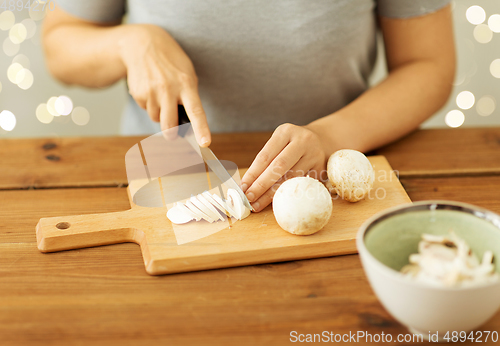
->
[56, 0, 449, 135]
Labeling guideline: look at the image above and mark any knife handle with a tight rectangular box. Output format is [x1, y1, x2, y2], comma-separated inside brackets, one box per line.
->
[178, 105, 190, 125]
[177, 105, 191, 138]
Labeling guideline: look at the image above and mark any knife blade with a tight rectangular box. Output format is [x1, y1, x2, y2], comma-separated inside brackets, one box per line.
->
[177, 105, 254, 211]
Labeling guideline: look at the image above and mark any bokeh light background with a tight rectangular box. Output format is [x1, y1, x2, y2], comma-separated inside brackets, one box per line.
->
[0, 0, 499, 138]
[0, 1, 125, 137]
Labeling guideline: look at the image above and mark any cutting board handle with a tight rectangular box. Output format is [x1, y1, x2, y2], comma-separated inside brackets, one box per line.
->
[36, 209, 144, 253]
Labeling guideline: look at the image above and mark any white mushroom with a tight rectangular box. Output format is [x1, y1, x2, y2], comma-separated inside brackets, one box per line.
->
[482, 251, 494, 266]
[212, 193, 236, 217]
[190, 196, 217, 223]
[202, 192, 229, 217]
[409, 254, 421, 264]
[327, 149, 374, 202]
[227, 189, 251, 220]
[196, 194, 224, 221]
[421, 233, 450, 244]
[400, 264, 420, 276]
[401, 232, 499, 287]
[418, 241, 457, 262]
[185, 199, 213, 223]
[166, 189, 251, 224]
[166, 204, 194, 224]
[176, 202, 201, 221]
[272, 176, 332, 235]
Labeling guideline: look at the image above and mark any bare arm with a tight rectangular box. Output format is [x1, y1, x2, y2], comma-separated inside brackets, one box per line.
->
[42, 7, 211, 146]
[242, 5, 455, 211]
[306, 4, 455, 153]
[42, 7, 126, 87]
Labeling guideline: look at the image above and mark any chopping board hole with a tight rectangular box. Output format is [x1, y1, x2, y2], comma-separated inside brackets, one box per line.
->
[56, 222, 71, 230]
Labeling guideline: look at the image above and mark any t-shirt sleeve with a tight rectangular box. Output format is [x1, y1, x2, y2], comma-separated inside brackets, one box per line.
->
[55, 0, 126, 23]
[377, 0, 450, 18]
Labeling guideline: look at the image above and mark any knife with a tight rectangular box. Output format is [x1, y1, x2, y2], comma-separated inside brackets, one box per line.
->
[177, 105, 254, 211]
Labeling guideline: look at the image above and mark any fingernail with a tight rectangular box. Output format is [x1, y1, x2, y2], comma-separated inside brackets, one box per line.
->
[246, 192, 255, 202]
[200, 137, 209, 147]
[241, 183, 248, 192]
[252, 202, 260, 211]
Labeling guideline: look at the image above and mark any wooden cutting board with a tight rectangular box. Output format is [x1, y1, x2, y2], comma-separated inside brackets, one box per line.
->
[36, 156, 410, 275]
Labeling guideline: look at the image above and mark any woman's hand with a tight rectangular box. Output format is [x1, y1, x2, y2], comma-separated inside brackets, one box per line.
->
[118, 24, 211, 146]
[241, 123, 327, 212]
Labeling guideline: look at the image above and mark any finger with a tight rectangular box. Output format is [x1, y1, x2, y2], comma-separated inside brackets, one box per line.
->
[159, 95, 179, 140]
[251, 159, 313, 212]
[245, 141, 303, 203]
[135, 97, 147, 110]
[129, 83, 147, 110]
[146, 97, 160, 123]
[240, 130, 292, 192]
[250, 187, 274, 213]
[181, 89, 211, 147]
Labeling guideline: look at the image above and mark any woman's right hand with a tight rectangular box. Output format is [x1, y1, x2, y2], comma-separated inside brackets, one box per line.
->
[118, 24, 211, 147]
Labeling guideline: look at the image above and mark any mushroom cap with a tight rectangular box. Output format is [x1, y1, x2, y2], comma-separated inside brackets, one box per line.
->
[272, 176, 332, 235]
[327, 149, 374, 202]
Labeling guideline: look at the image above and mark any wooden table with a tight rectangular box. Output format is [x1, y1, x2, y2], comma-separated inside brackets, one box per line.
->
[1, 128, 500, 345]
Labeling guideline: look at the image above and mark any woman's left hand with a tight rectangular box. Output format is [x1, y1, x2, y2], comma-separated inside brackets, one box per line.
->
[240, 123, 327, 212]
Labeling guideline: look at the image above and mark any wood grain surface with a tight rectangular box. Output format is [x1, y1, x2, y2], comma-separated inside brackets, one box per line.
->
[0, 133, 270, 190]
[2, 127, 500, 190]
[2, 128, 500, 345]
[0, 136, 141, 190]
[375, 127, 500, 177]
[36, 157, 410, 275]
[1, 182, 499, 345]
[401, 176, 500, 214]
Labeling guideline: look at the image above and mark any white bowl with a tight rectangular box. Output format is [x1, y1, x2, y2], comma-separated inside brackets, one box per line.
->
[356, 201, 500, 340]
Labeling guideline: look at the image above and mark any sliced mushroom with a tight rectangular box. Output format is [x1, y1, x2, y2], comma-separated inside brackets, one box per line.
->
[189, 196, 216, 223]
[166, 189, 252, 225]
[400, 264, 420, 276]
[185, 199, 213, 223]
[422, 233, 451, 244]
[177, 202, 201, 221]
[401, 232, 499, 287]
[419, 242, 457, 262]
[482, 250, 494, 265]
[227, 189, 246, 220]
[409, 254, 421, 264]
[166, 203, 194, 224]
[202, 192, 229, 217]
[196, 194, 224, 221]
[240, 206, 251, 220]
[212, 193, 238, 219]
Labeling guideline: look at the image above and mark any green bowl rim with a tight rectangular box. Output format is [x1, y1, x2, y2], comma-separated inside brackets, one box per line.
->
[356, 200, 500, 291]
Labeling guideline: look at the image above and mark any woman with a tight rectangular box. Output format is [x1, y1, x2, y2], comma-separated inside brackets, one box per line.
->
[43, 0, 455, 211]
